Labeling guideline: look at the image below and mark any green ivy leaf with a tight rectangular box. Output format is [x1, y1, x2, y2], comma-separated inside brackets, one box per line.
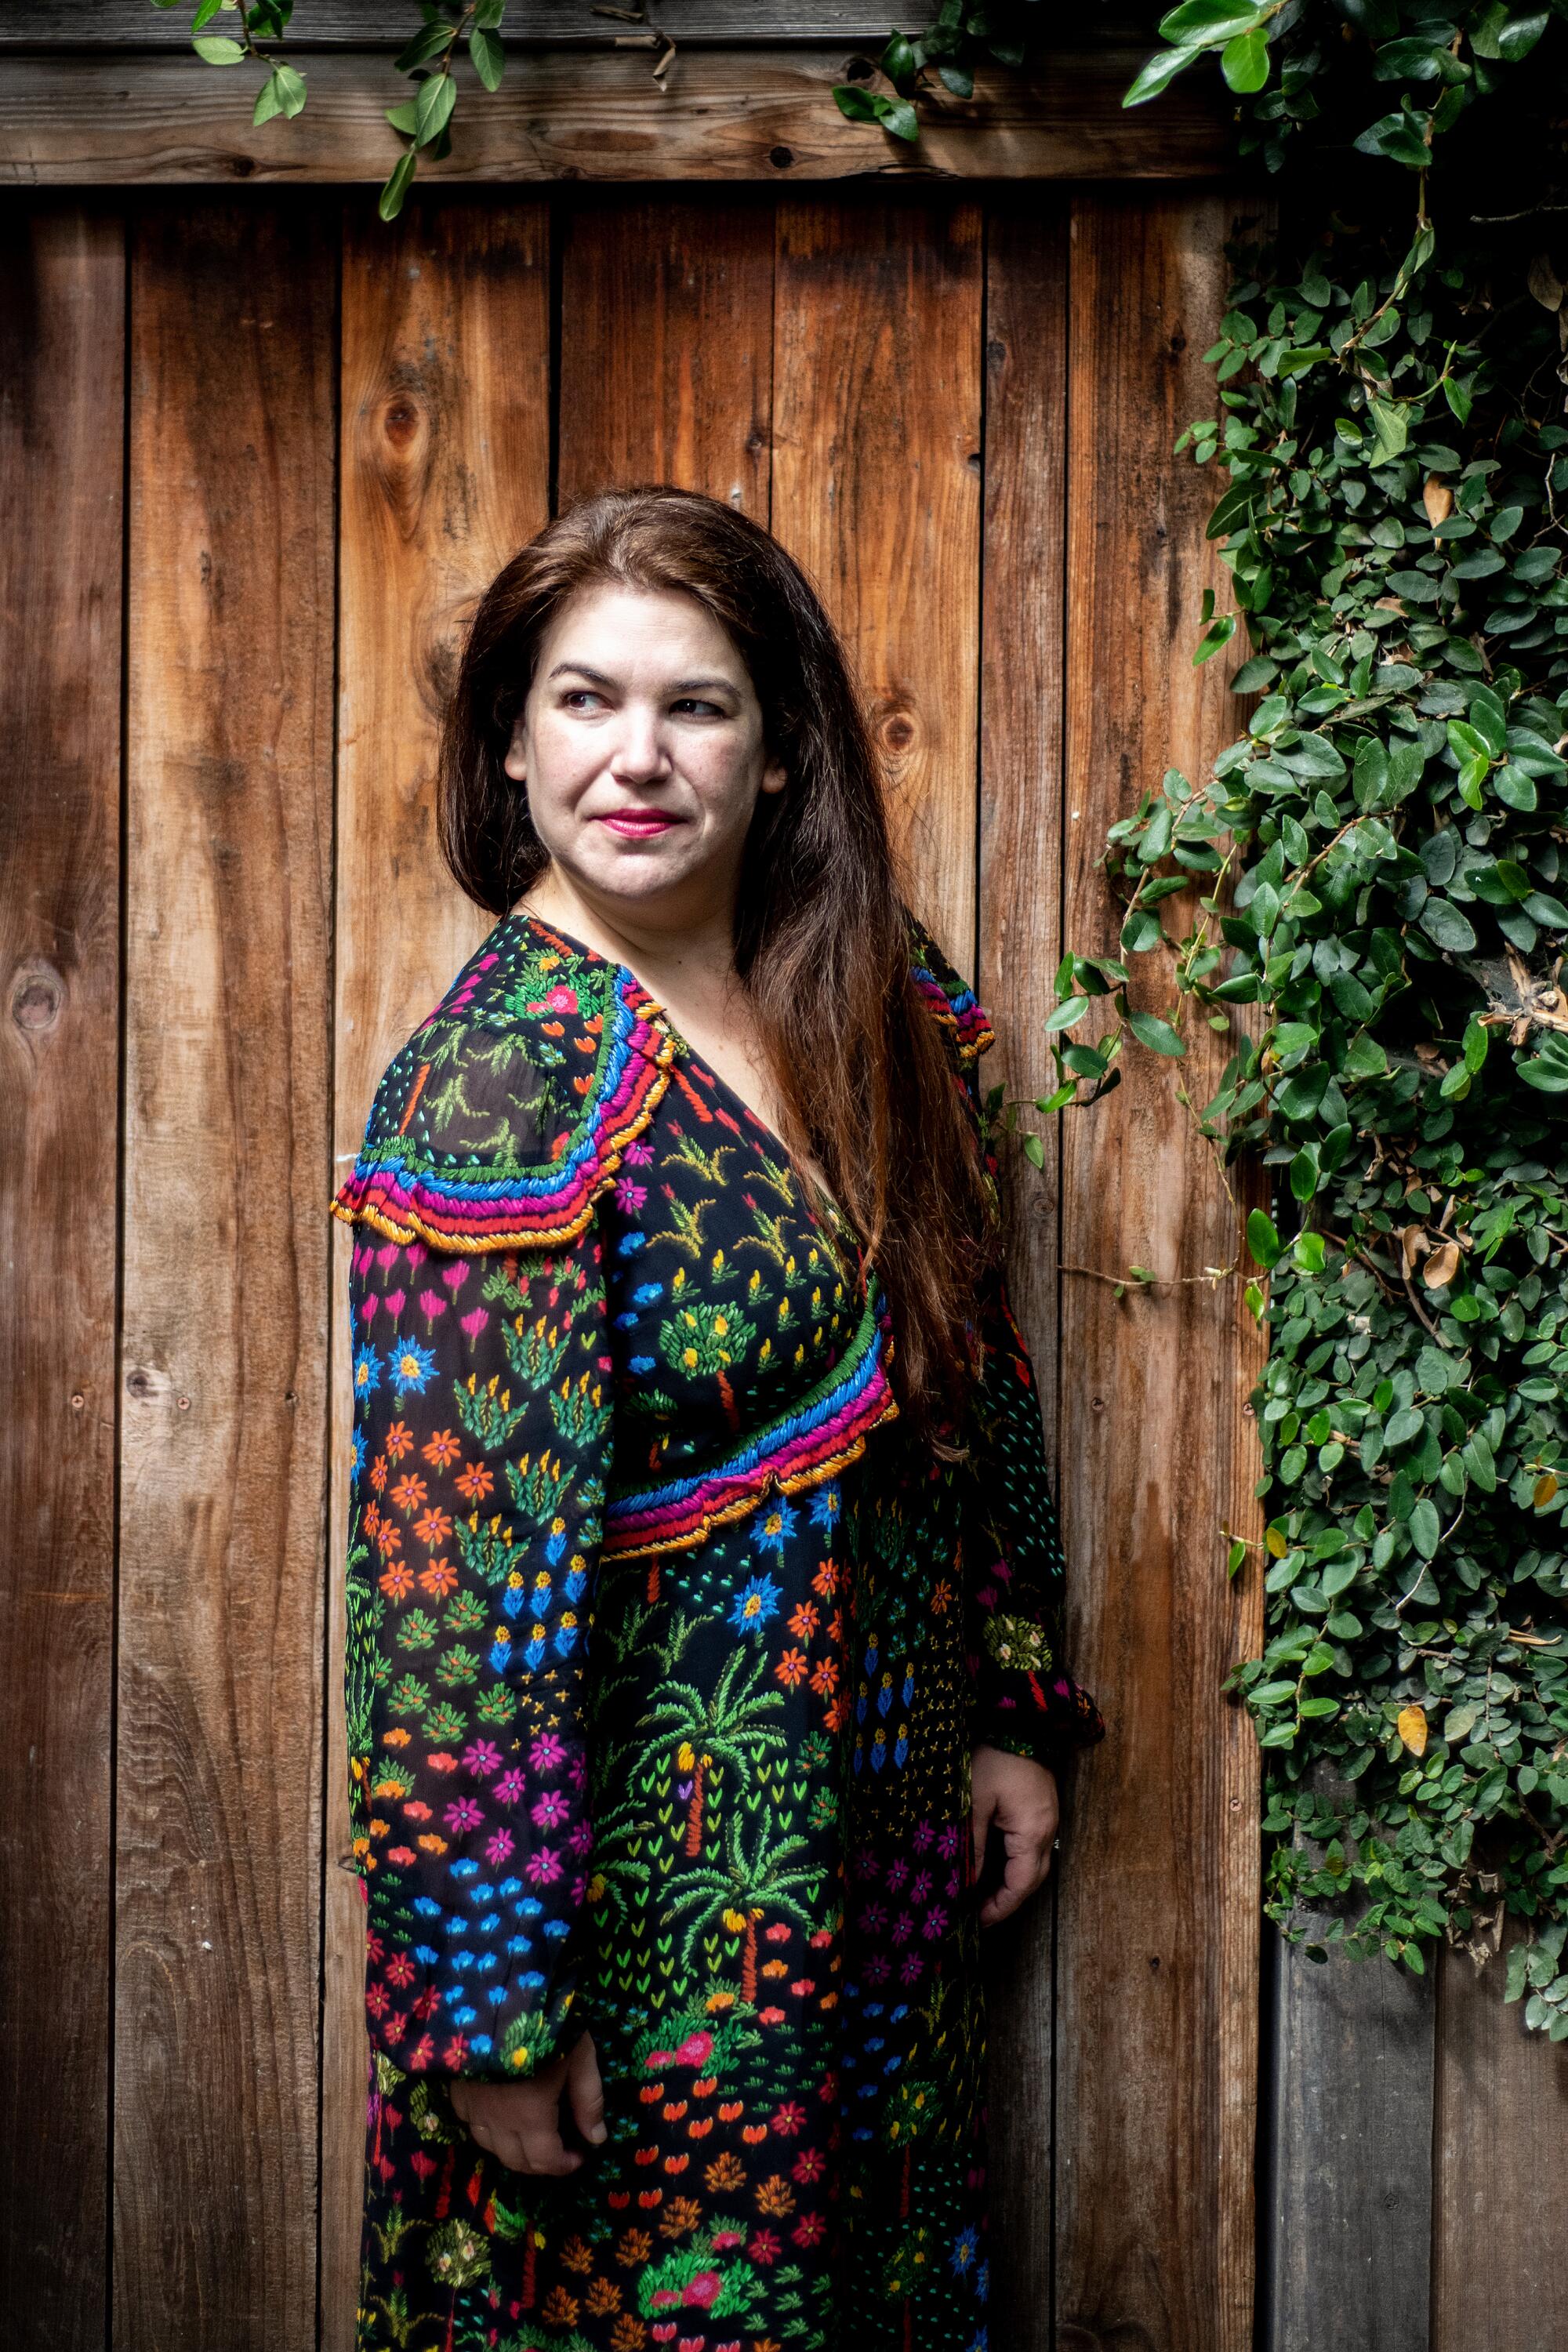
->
[1123, 44, 1207, 106]
[1194, 612, 1239, 665]
[254, 62, 307, 124]
[1247, 1209, 1282, 1269]
[1127, 1008, 1188, 1057]
[832, 84, 921, 140]
[468, 27, 505, 91]
[379, 147, 419, 223]
[1158, 0, 1267, 36]
[415, 71, 459, 147]
[1221, 27, 1271, 92]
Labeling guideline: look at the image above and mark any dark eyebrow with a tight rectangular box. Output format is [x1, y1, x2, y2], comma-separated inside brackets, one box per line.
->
[546, 661, 739, 698]
[546, 662, 615, 685]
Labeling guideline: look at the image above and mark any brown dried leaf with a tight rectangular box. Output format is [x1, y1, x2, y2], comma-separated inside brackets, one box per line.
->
[1423, 1240, 1461, 1289]
[1529, 252, 1566, 312]
[1399, 1222, 1431, 1273]
[1423, 474, 1454, 528]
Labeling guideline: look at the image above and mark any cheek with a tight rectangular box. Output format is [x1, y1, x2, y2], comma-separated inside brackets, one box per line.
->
[685, 739, 766, 828]
[526, 729, 601, 833]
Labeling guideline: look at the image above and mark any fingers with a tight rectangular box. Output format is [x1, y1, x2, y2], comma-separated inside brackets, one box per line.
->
[567, 2032, 608, 2149]
[448, 2037, 608, 2176]
[970, 1779, 995, 1883]
[470, 2117, 582, 2176]
[978, 1827, 1053, 1929]
[970, 1747, 1062, 1929]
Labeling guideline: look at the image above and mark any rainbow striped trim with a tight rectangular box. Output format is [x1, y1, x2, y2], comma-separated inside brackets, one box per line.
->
[328, 970, 674, 1254]
[604, 1286, 900, 1562]
[909, 959, 996, 1062]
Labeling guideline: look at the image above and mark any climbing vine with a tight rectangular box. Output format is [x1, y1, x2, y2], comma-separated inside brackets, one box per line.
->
[1012, 1, 1568, 2031]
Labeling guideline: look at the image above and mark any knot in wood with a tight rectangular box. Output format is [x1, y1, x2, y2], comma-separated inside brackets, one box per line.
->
[9, 957, 64, 1040]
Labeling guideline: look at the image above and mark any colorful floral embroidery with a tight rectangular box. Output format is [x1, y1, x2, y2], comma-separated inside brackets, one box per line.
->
[332, 906, 1103, 2352]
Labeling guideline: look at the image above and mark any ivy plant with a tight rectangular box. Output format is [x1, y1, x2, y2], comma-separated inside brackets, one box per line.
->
[1011, 0, 1568, 2034]
[149, 0, 510, 218]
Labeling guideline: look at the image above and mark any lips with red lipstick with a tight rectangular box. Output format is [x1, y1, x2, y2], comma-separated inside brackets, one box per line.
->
[597, 808, 681, 837]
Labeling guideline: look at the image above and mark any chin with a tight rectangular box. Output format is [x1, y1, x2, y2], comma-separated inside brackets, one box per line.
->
[565, 848, 691, 913]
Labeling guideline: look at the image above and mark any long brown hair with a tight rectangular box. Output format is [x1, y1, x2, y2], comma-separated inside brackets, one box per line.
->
[436, 485, 1000, 1449]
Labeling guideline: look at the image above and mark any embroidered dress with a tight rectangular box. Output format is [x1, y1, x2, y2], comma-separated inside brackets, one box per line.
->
[332, 904, 1104, 2352]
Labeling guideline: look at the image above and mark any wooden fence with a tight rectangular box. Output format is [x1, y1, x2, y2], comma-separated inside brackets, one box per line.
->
[2, 13, 1565, 2352]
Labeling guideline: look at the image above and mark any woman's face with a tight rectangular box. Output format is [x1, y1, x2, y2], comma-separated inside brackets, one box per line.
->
[505, 581, 786, 926]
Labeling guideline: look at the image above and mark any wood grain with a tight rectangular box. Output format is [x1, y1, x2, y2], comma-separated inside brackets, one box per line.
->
[975, 191, 1071, 2352]
[325, 194, 553, 2350]
[0, 49, 1232, 187]
[0, 202, 123, 2351]
[557, 193, 775, 517]
[1432, 1929, 1568, 2351]
[1265, 1918, 1434, 2352]
[771, 191, 982, 952]
[8, 0, 948, 42]
[118, 198, 335, 2349]
[1054, 188, 1265, 2352]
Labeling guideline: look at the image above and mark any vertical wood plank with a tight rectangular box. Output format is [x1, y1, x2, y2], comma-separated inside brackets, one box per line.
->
[118, 199, 336, 2350]
[557, 193, 774, 516]
[0, 201, 124, 2350]
[975, 191, 1070, 2352]
[1265, 1918, 1434, 2352]
[771, 192, 983, 953]
[326, 194, 552, 2350]
[1055, 188, 1264, 2352]
[1432, 1932, 1568, 2351]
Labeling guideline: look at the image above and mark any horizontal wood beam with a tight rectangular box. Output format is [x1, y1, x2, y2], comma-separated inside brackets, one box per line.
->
[6, 0, 946, 42]
[0, 47, 1231, 184]
[1, 2, 1158, 46]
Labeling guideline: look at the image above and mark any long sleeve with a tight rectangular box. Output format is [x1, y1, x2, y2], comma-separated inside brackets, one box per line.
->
[342, 1219, 612, 2082]
[959, 1244, 1106, 1772]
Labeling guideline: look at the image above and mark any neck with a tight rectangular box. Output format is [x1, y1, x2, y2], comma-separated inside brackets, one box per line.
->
[518, 863, 743, 1018]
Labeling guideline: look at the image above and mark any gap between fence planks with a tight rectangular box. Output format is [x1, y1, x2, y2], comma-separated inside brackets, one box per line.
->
[0, 47, 1232, 186]
[1054, 187, 1267, 2352]
[975, 191, 1073, 2352]
[325, 196, 554, 2351]
[118, 200, 336, 2347]
[0, 204, 124, 2351]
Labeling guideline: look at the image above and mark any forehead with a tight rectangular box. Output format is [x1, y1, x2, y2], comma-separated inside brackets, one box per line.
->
[539, 581, 748, 681]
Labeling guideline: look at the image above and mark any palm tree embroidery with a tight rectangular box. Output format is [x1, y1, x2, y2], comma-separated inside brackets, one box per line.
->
[662, 1810, 820, 2001]
[639, 1646, 787, 1857]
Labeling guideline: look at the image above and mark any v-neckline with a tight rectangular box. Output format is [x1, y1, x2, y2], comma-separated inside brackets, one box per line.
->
[508, 902, 856, 1250]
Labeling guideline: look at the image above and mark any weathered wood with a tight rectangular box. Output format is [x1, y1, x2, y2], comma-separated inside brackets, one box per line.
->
[0, 202, 123, 2352]
[6, 0, 946, 42]
[1265, 1923, 1435, 2351]
[975, 190, 1072, 2352]
[118, 199, 334, 2348]
[325, 194, 553, 2351]
[1432, 1929, 1568, 2351]
[772, 192, 982, 953]
[0, 49, 1232, 185]
[557, 193, 775, 516]
[1054, 187, 1265, 2352]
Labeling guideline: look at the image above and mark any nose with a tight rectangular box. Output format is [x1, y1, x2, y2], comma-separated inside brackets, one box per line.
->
[608, 704, 673, 786]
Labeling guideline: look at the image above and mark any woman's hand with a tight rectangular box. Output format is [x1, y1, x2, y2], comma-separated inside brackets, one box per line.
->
[448, 2032, 607, 2175]
[970, 1744, 1060, 1928]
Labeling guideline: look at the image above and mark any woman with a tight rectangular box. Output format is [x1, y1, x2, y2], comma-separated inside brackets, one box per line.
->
[332, 486, 1105, 2352]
